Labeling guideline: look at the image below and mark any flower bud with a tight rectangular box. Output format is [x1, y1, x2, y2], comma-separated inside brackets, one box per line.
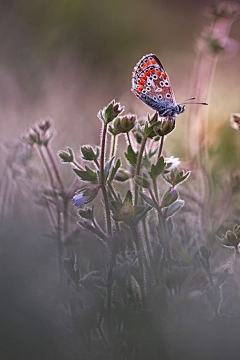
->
[110, 115, 136, 134]
[161, 188, 178, 208]
[72, 186, 99, 207]
[59, 148, 74, 163]
[81, 145, 99, 161]
[155, 117, 175, 136]
[98, 100, 124, 124]
[114, 169, 131, 182]
[38, 118, 52, 132]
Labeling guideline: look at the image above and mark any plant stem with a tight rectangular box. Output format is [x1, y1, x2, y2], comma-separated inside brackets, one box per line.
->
[110, 135, 117, 158]
[37, 146, 64, 279]
[126, 132, 132, 149]
[45, 144, 65, 193]
[149, 188, 172, 265]
[158, 135, 165, 159]
[100, 123, 112, 237]
[72, 160, 84, 171]
[130, 224, 146, 306]
[152, 177, 159, 203]
[134, 136, 148, 205]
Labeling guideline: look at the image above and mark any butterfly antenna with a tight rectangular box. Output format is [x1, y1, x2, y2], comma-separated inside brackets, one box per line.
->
[179, 97, 208, 106]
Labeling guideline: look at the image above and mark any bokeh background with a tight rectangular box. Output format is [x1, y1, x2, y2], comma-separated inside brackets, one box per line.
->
[0, 1, 240, 359]
[1, 0, 239, 148]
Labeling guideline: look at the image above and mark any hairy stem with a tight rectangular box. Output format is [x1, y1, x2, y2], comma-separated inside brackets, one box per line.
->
[45, 144, 65, 193]
[110, 135, 117, 158]
[134, 136, 148, 205]
[158, 135, 165, 159]
[100, 123, 112, 237]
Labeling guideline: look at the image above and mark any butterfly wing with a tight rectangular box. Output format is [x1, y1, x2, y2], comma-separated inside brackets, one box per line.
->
[131, 54, 176, 113]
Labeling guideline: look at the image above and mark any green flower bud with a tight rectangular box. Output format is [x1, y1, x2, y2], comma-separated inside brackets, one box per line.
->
[114, 169, 131, 182]
[161, 188, 178, 208]
[98, 100, 124, 124]
[81, 145, 99, 161]
[155, 117, 175, 136]
[110, 115, 136, 134]
[58, 148, 74, 163]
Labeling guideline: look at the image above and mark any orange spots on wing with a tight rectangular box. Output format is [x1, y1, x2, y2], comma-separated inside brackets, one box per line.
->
[137, 86, 143, 93]
[162, 73, 167, 80]
[142, 63, 147, 70]
[146, 61, 151, 66]
[139, 80, 145, 86]
[150, 69, 155, 74]
[145, 71, 150, 76]
[151, 59, 156, 64]
[156, 71, 161, 76]
[140, 75, 147, 81]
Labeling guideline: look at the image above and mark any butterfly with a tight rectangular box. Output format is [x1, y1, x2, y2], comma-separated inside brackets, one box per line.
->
[131, 53, 207, 118]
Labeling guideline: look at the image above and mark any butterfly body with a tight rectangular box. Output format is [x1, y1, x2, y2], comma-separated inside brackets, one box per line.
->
[131, 53, 206, 117]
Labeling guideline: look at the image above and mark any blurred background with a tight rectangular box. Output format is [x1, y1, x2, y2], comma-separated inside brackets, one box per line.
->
[1, 0, 239, 148]
[0, 1, 240, 359]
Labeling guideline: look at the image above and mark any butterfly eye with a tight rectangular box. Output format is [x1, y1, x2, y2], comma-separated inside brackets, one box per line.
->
[165, 81, 169, 86]
[160, 81, 164, 86]
[147, 82, 151, 86]
[149, 77, 152, 80]
[158, 94, 162, 99]
[166, 93, 171, 98]
[153, 96, 157, 101]
[146, 87, 151, 92]
[142, 89, 147, 94]
[153, 75, 158, 80]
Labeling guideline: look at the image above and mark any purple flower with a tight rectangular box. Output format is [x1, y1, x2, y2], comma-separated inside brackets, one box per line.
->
[72, 194, 88, 206]
[72, 186, 100, 207]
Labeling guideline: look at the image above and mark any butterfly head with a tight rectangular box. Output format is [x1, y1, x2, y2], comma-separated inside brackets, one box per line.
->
[175, 104, 185, 115]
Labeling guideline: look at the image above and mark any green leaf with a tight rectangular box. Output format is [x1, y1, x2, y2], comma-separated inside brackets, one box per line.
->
[73, 166, 98, 183]
[139, 191, 157, 209]
[125, 145, 138, 167]
[135, 205, 151, 223]
[135, 175, 150, 189]
[149, 156, 165, 179]
[123, 190, 133, 206]
[104, 156, 115, 181]
[165, 199, 185, 217]
[109, 158, 121, 181]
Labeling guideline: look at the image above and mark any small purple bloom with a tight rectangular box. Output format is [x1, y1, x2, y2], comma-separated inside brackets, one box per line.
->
[72, 194, 88, 207]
